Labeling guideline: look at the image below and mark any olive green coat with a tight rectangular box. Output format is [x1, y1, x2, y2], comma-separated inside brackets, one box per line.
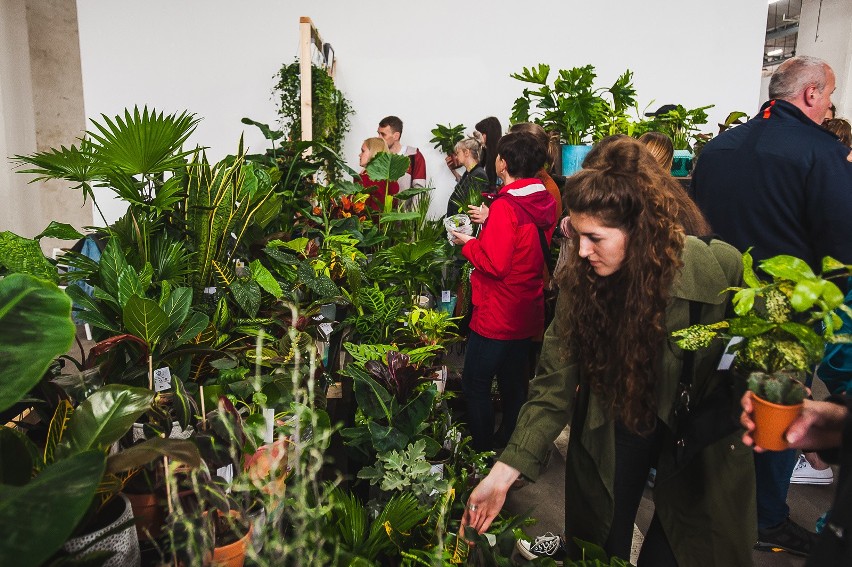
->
[500, 237, 756, 566]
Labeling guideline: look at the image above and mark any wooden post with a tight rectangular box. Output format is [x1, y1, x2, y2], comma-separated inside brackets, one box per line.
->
[299, 17, 314, 144]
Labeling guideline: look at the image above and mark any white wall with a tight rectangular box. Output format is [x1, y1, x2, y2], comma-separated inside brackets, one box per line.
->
[76, 0, 768, 222]
[798, 0, 852, 117]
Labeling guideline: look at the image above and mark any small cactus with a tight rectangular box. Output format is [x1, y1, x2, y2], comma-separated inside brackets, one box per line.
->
[748, 371, 806, 405]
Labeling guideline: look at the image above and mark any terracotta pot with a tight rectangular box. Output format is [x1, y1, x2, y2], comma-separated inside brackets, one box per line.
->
[202, 510, 252, 567]
[210, 528, 251, 567]
[125, 491, 164, 540]
[750, 392, 803, 451]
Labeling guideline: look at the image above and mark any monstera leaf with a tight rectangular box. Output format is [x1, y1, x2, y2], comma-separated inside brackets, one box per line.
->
[0, 274, 75, 413]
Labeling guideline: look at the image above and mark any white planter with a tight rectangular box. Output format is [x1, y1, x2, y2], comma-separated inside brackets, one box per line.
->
[63, 493, 141, 567]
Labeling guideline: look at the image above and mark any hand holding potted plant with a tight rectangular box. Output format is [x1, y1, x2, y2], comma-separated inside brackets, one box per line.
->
[672, 251, 852, 450]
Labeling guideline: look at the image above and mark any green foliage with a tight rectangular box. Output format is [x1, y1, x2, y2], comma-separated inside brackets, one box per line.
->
[639, 104, 714, 151]
[0, 451, 105, 567]
[344, 285, 405, 344]
[673, 251, 852, 376]
[510, 63, 637, 145]
[429, 123, 466, 154]
[0, 274, 75, 413]
[327, 486, 429, 563]
[396, 307, 460, 347]
[0, 231, 57, 282]
[274, 60, 353, 180]
[358, 439, 449, 505]
[747, 371, 807, 406]
[365, 151, 411, 185]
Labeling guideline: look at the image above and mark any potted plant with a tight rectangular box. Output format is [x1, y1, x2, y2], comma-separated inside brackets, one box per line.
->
[509, 63, 636, 175]
[640, 104, 713, 176]
[429, 122, 466, 155]
[673, 251, 852, 450]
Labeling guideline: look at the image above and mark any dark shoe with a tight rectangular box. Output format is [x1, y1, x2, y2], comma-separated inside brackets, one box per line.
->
[755, 517, 819, 557]
[517, 532, 568, 565]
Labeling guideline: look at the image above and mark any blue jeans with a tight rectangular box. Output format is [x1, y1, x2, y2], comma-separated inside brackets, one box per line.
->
[755, 371, 815, 530]
[461, 330, 531, 452]
[755, 449, 800, 529]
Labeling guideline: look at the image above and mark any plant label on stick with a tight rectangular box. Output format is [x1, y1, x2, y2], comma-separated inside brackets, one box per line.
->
[153, 366, 172, 392]
[216, 464, 233, 484]
[441, 290, 451, 303]
[264, 408, 275, 444]
[718, 337, 743, 371]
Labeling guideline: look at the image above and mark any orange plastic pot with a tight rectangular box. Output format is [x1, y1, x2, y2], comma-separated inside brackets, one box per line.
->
[750, 391, 803, 451]
[211, 527, 251, 567]
[201, 510, 252, 567]
[125, 490, 164, 540]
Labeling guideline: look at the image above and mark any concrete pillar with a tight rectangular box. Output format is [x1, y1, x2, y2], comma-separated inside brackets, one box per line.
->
[0, 0, 90, 255]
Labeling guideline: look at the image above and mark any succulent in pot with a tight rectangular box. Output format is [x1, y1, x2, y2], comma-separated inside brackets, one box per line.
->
[673, 251, 852, 450]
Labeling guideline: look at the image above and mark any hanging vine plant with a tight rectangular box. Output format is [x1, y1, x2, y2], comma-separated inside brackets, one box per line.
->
[274, 59, 353, 180]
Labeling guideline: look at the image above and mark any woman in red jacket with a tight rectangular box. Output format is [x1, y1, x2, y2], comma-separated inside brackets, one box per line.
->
[451, 132, 557, 451]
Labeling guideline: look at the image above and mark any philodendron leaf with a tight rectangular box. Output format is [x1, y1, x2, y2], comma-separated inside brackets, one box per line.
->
[741, 250, 762, 289]
[35, 221, 85, 241]
[174, 311, 210, 347]
[98, 238, 128, 299]
[790, 279, 824, 312]
[57, 384, 154, 459]
[106, 437, 201, 473]
[0, 274, 75, 413]
[250, 260, 283, 298]
[365, 151, 410, 183]
[230, 279, 261, 318]
[123, 294, 169, 348]
[732, 288, 756, 316]
[0, 450, 105, 567]
[760, 255, 816, 282]
[0, 231, 57, 282]
[116, 264, 143, 308]
[162, 287, 193, 335]
[822, 256, 846, 273]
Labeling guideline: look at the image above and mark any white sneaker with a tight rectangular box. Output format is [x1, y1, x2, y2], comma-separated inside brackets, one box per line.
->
[790, 454, 833, 485]
[516, 532, 567, 565]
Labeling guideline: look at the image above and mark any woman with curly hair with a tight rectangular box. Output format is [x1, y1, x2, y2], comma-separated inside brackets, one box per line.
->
[462, 136, 755, 566]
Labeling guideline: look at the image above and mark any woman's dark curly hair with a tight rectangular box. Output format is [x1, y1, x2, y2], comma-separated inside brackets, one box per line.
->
[556, 136, 685, 434]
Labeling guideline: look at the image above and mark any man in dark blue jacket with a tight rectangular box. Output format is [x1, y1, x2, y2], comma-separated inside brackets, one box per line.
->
[693, 55, 852, 558]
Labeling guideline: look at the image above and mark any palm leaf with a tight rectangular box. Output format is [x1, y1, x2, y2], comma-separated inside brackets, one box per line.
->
[87, 106, 200, 176]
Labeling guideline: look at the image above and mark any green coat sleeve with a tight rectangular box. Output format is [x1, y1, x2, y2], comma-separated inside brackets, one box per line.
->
[498, 293, 576, 481]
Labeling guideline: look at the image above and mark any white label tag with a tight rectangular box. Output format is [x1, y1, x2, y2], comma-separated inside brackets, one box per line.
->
[84, 323, 92, 341]
[718, 337, 743, 371]
[319, 322, 334, 338]
[216, 464, 233, 483]
[263, 408, 275, 444]
[203, 286, 217, 294]
[441, 290, 451, 303]
[153, 367, 172, 392]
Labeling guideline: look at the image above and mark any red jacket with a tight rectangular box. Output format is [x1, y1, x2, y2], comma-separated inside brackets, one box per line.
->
[462, 178, 557, 340]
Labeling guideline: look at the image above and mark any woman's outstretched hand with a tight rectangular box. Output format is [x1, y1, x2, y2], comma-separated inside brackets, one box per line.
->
[461, 461, 520, 536]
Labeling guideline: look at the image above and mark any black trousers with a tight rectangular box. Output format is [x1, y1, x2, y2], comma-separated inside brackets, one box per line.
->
[604, 420, 679, 567]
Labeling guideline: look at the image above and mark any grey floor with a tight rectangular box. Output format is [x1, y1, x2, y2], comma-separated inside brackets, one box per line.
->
[500, 376, 837, 567]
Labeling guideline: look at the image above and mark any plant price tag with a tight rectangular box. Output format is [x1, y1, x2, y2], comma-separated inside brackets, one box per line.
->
[441, 290, 451, 303]
[153, 366, 173, 392]
[318, 322, 334, 339]
[216, 464, 234, 484]
[718, 336, 743, 371]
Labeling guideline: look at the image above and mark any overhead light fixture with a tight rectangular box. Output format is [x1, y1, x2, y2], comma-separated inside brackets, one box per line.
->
[767, 48, 783, 56]
[768, 0, 781, 4]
